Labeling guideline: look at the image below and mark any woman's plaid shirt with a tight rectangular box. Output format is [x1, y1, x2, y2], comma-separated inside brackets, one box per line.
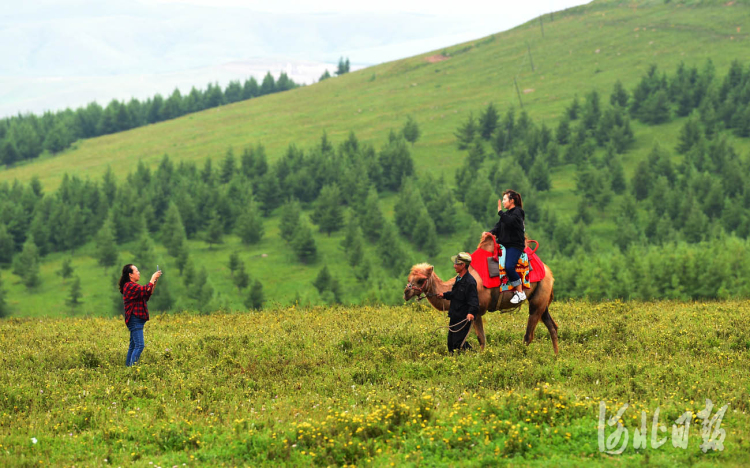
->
[122, 281, 154, 324]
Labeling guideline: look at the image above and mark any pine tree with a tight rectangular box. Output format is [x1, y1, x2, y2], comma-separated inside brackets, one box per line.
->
[312, 265, 332, 294]
[43, 120, 73, 154]
[411, 207, 439, 256]
[359, 188, 385, 242]
[175, 245, 189, 275]
[377, 221, 408, 275]
[556, 118, 570, 145]
[0, 224, 14, 265]
[292, 217, 318, 264]
[245, 280, 264, 310]
[402, 116, 421, 146]
[640, 89, 671, 124]
[566, 95, 580, 120]
[676, 119, 702, 154]
[59, 258, 73, 279]
[235, 200, 264, 244]
[28, 212, 50, 256]
[529, 159, 551, 191]
[582, 89, 602, 130]
[419, 173, 450, 232]
[610, 80, 629, 107]
[377, 137, 414, 191]
[12, 238, 40, 288]
[242, 78, 259, 99]
[319, 70, 331, 81]
[224, 80, 243, 103]
[189, 266, 214, 313]
[336, 57, 350, 76]
[353, 257, 371, 283]
[204, 212, 224, 249]
[466, 139, 486, 170]
[393, 181, 422, 237]
[220, 148, 236, 184]
[609, 157, 627, 194]
[0, 273, 8, 318]
[255, 171, 282, 215]
[234, 262, 250, 291]
[340, 211, 359, 251]
[464, 177, 496, 225]
[94, 220, 118, 271]
[134, 235, 156, 273]
[313, 184, 344, 235]
[631, 159, 654, 201]
[347, 229, 365, 267]
[454, 112, 477, 150]
[313, 265, 342, 303]
[182, 257, 196, 288]
[149, 273, 175, 312]
[260, 72, 276, 94]
[479, 103, 499, 140]
[228, 252, 240, 276]
[279, 199, 302, 243]
[66, 275, 82, 307]
[575, 202, 593, 225]
[161, 203, 187, 257]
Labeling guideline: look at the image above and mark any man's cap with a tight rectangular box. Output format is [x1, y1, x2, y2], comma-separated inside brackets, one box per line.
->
[451, 252, 472, 266]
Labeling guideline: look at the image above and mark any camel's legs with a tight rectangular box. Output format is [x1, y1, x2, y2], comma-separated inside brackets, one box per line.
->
[524, 306, 543, 347]
[541, 308, 559, 355]
[473, 315, 486, 351]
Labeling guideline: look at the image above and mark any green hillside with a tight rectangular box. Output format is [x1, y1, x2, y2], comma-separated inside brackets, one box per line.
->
[3, 0, 748, 190]
[1, 0, 750, 317]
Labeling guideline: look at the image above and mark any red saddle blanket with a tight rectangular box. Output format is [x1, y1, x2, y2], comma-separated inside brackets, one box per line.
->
[470, 242, 546, 289]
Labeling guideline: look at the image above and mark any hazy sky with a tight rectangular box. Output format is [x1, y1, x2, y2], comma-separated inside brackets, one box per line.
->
[1, 0, 591, 117]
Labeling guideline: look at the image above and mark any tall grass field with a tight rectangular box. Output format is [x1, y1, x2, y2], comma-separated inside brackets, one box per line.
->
[2, 301, 749, 466]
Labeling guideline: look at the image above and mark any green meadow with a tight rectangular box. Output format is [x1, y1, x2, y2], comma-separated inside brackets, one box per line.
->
[2, 0, 750, 317]
[1, 301, 749, 466]
[2, 0, 748, 191]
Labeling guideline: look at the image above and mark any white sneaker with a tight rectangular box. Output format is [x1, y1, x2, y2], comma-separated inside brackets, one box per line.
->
[510, 291, 527, 304]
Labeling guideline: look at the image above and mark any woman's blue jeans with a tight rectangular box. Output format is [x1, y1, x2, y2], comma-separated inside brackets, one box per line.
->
[505, 247, 523, 287]
[126, 316, 147, 367]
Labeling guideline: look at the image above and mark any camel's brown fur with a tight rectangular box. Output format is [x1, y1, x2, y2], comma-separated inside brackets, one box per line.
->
[404, 232, 558, 353]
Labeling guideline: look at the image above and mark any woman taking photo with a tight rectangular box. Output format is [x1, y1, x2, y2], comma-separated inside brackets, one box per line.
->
[489, 189, 527, 305]
[119, 264, 161, 366]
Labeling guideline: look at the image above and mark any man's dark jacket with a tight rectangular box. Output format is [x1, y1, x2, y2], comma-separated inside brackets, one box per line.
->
[443, 273, 479, 319]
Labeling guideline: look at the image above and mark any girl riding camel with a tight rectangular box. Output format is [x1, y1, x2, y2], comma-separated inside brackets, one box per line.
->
[489, 189, 527, 304]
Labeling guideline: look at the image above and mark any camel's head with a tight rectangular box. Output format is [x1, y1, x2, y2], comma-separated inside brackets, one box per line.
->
[403, 263, 434, 301]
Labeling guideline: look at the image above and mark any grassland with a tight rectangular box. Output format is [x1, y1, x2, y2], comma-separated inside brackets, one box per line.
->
[2, 0, 750, 318]
[1, 300, 749, 466]
[2, 0, 748, 191]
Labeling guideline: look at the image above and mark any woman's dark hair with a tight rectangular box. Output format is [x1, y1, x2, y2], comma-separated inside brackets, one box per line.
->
[503, 189, 523, 209]
[119, 264, 135, 294]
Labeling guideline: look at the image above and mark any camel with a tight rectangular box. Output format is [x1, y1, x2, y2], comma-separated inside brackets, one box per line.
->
[403, 232, 559, 354]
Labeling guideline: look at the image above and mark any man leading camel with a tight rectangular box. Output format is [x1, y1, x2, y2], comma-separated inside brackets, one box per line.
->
[437, 252, 479, 353]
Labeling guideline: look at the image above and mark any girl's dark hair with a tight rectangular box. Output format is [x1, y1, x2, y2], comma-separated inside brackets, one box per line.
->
[503, 189, 523, 209]
[119, 264, 135, 294]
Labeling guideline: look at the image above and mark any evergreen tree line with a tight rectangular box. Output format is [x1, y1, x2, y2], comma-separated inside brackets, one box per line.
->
[628, 59, 750, 138]
[319, 57, 351, 82]
[0, 71, 299, 166]
[0, 123, 420, 309]
[449, 63, 750, 301]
